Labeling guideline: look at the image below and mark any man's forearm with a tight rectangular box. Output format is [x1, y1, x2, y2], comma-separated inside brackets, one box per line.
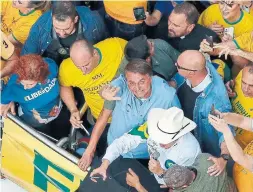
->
[223, 113, 252, 131]
[0, 59, 16, 78]
[86, 108, 112, 153]
[60, 86, 78, 112]
[0, 49, 19, 79]
[235, 50, 253, 62]
[103, 133, 144, 164]
[220, 141, 230, 155]
[135, 183, 148, 192]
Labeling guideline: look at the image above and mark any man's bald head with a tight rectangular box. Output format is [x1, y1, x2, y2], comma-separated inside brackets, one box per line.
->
[70, 39, 94, 58]
[70, 40, 97, 75]
[178, 50, 206, 71]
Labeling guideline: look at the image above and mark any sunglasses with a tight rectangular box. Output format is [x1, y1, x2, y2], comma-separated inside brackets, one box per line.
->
[175, 62, 198, 72]
[220, 1, 234, 8]
[157, 122, 190, 140]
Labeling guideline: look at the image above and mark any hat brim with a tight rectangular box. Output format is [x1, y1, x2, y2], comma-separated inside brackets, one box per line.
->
[148, 108, 196, 144]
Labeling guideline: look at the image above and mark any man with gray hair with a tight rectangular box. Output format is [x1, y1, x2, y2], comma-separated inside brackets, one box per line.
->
[78, 59, 181, 170]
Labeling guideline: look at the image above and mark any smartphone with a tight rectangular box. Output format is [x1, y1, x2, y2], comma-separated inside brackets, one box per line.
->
[210, 104, 220, 118]
[133, 7, 146, 21]
[224, 27, 234, 38]
[205, 35, 213, 48]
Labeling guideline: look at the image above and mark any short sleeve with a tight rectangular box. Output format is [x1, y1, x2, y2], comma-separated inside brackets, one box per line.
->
[104, 100, 116, 110]
[12, 23, 32, 44]
[58, 59, 72, 87]
[234, 32, 253, 52]
[198, 6, 213, 27]
[115, 57, 128, 78]
[12, 10, 42, 44]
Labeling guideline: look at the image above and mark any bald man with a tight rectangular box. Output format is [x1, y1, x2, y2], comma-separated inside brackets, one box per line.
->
[172, 50, 234, 176]
[59, 37, 127, 155]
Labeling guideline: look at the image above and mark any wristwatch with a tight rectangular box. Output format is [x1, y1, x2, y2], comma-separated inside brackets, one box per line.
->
[221, 154, 230, 161]
[158, 170, 165, 178]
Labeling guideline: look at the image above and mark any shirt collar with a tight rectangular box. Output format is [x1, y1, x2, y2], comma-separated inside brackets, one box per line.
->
[186, 67, 211, 93]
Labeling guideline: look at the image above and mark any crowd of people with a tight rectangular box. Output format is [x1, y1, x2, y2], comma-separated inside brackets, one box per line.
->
[1, 0, 253, 191]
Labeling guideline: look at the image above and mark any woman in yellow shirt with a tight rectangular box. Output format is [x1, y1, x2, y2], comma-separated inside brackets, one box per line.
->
[1, 0, 51, 46]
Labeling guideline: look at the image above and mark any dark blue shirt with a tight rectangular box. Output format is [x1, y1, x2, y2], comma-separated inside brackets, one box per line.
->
[154, 1, 184, 16]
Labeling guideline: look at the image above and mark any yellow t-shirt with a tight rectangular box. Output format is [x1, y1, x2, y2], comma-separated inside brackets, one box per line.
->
[231, 71, 253, 149]
[233, 140, 253, 192]
[198, 4, 253, 38]
[1, 1, 42, 44]
[104, 1, 147, 24]
[234, 32, 253, 52]
[59, 38, 127, 119]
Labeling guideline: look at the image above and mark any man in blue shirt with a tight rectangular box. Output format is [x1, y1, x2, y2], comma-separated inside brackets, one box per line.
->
[171, 50, 234, 176]
[21, 1, 108, 65]
[78, 59, 181, 171]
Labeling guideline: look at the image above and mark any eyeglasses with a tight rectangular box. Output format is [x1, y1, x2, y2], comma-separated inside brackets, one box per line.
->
[220, 1, 234, 8]
[157, 122, 190, 140]
[175, 62, 198, 72]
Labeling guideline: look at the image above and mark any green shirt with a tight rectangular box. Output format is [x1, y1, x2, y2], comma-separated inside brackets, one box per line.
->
[119, 39, 180, 81]
[176, 153, 237, 192]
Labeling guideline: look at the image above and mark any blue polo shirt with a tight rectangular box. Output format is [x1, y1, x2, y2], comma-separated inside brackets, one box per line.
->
[154, 1, 184, 17]
[1, 58, 61, 127]
[105, 75, 181, 158]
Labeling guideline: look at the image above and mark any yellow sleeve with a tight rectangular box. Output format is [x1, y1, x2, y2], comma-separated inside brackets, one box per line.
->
[12, 11, 42, 44]
[1, 31, 14, 60]
[58, 59, 73, 87]
[12, 24, 31, 44]
[1, 1, 8, 16]
[234, 32, 253, 52]
[198, 5, 215, 27]
[117, 38, 127, 52]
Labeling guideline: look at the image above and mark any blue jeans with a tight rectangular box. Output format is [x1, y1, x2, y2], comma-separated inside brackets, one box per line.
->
[105, 14, 145, 41]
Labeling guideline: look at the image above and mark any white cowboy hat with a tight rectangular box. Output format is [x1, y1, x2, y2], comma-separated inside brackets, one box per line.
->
[148, 107, 196, 144]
